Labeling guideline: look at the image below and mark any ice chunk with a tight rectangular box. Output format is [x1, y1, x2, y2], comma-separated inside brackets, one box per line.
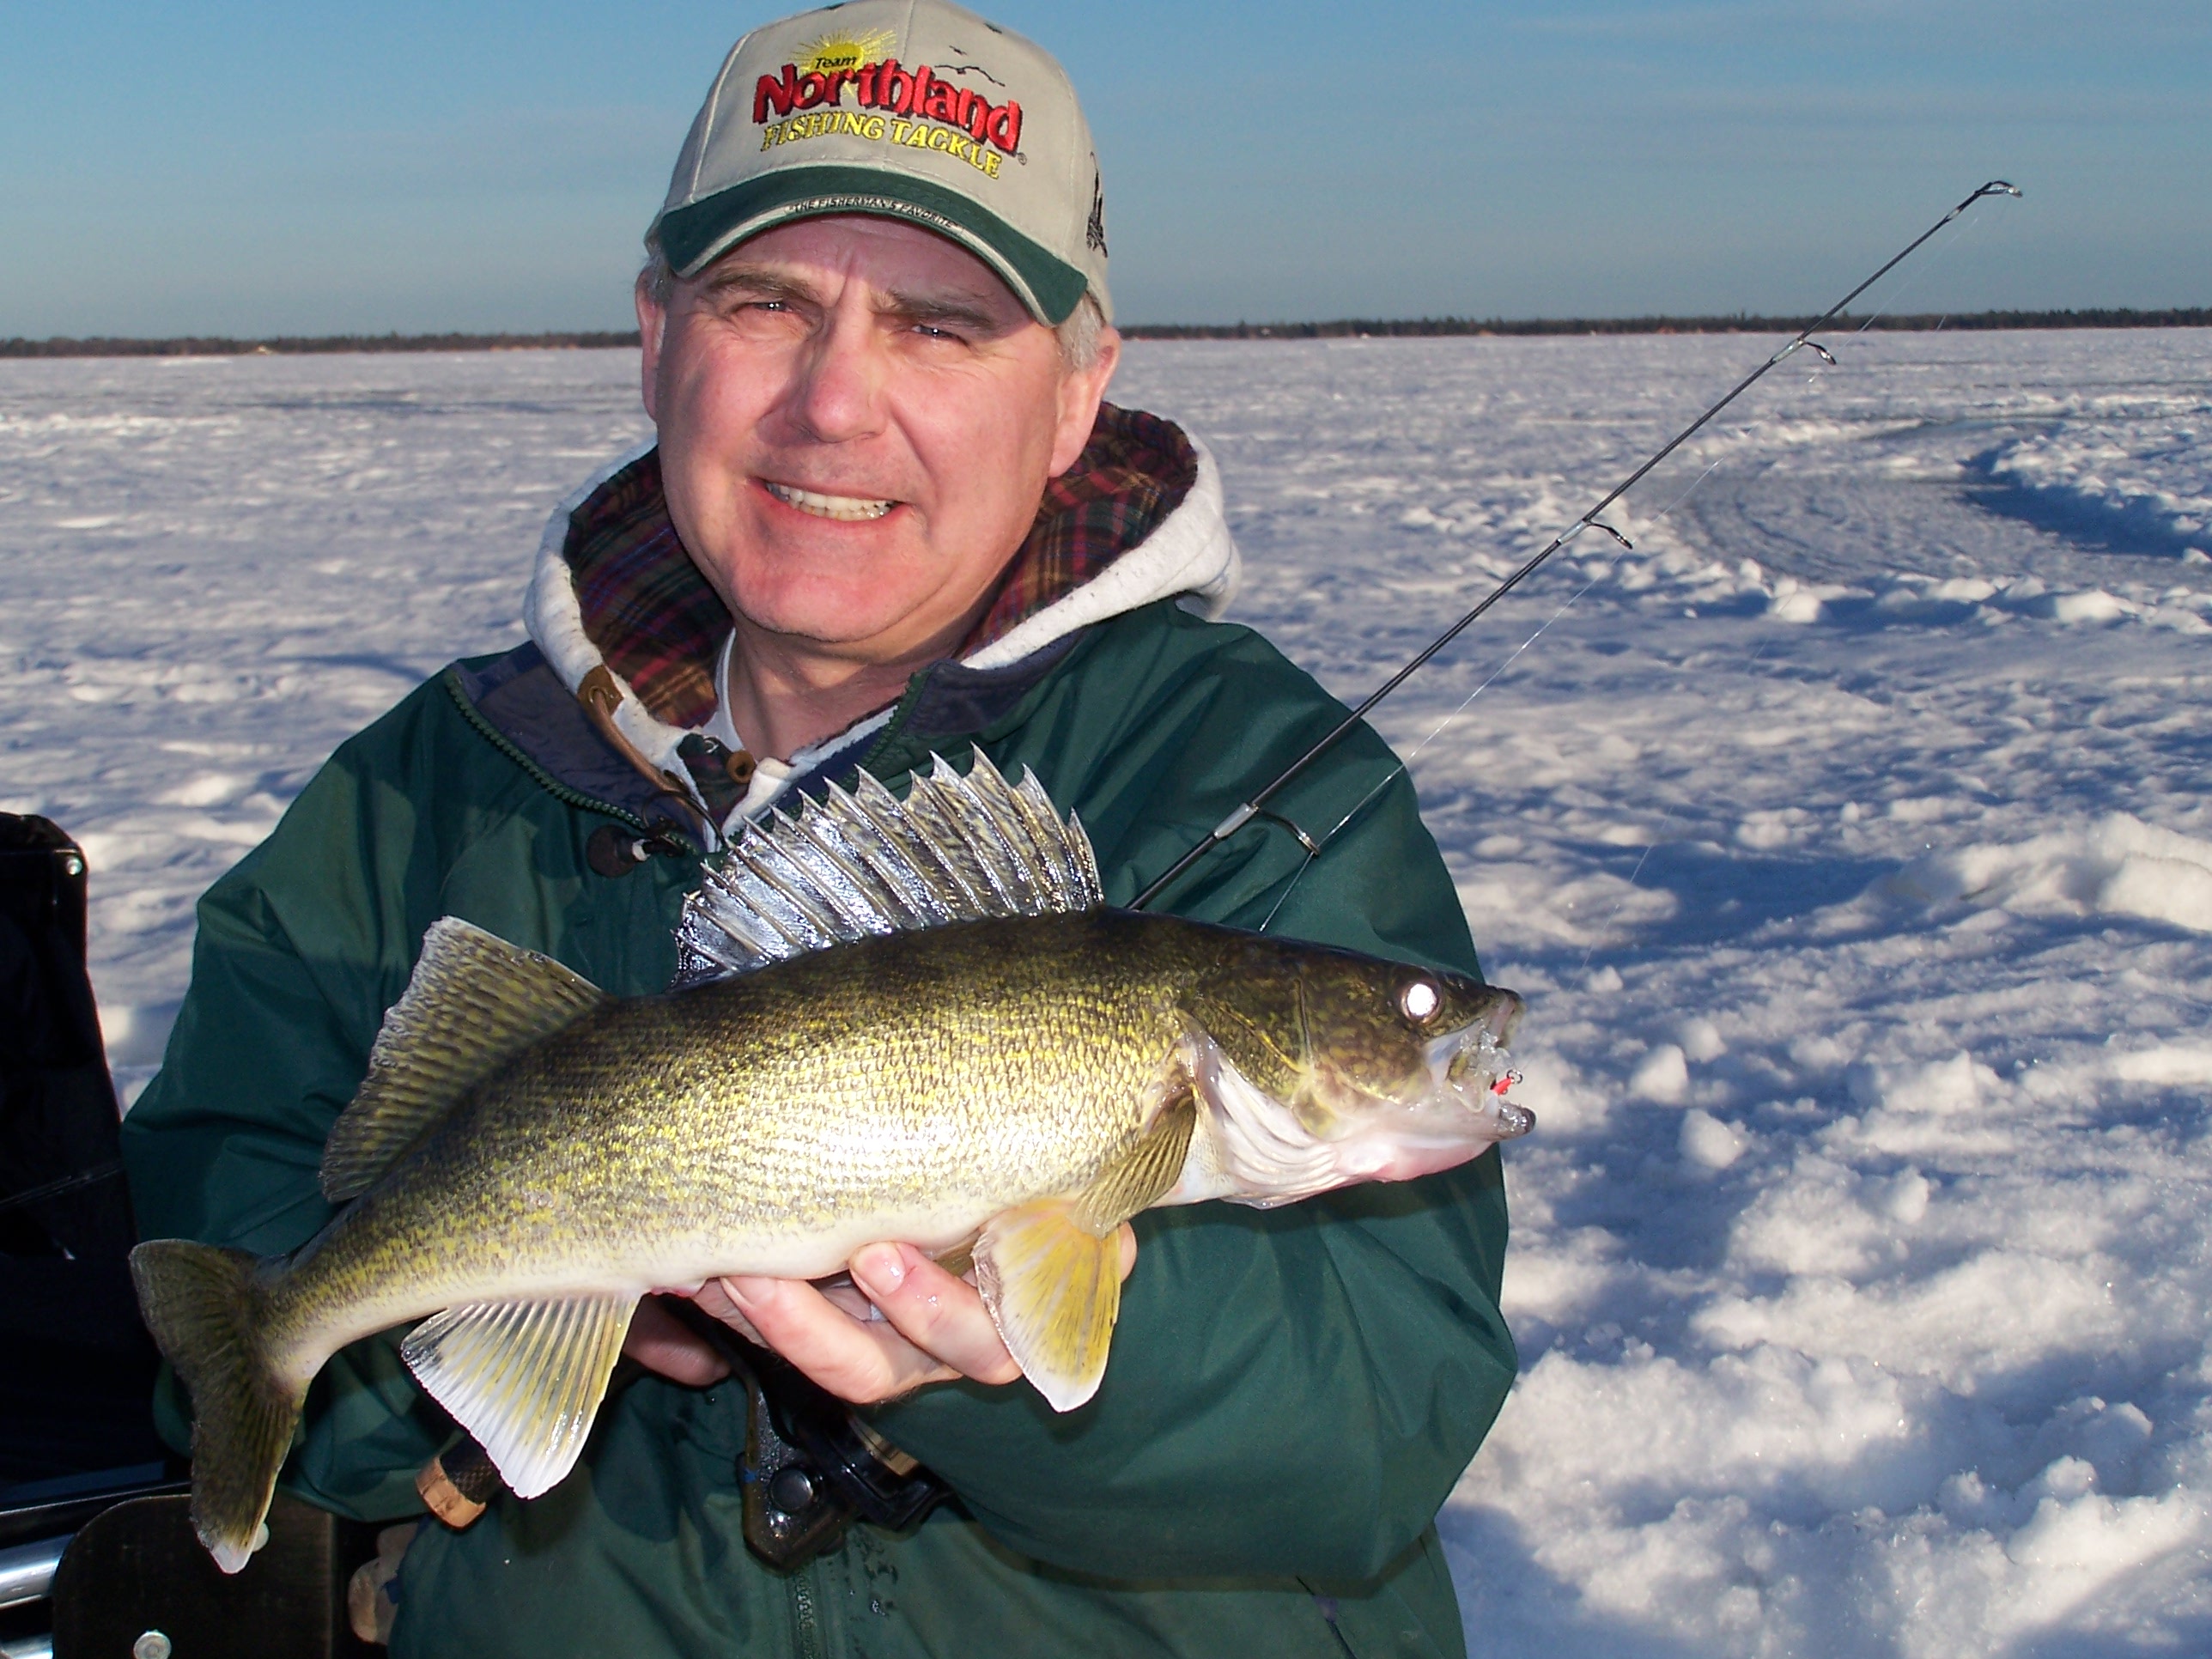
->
[1769, 587, 1825, 623]
[1680, 1109, 1747, 1170]
[1631, 1042, 1690, 1103]
[1846, 1052, 1979, 1116]
[1676, 1017, 1726, 1062]
[2112, 1046, 2212, 1085]
[1887, 812, 2212, 934]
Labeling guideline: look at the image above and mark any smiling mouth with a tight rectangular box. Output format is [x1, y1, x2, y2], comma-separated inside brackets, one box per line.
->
[762, 480, 898, 522]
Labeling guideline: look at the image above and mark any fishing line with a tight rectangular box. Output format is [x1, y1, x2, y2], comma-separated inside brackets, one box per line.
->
[1253, 448, 1740, 937]
[1265, 222, 2008, 942]
[1556, 205, 2019, 959]
[1133, 179, 2021, 915]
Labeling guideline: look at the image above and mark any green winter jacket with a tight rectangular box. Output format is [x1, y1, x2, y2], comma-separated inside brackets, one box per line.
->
[120, 431, 1516, 1659]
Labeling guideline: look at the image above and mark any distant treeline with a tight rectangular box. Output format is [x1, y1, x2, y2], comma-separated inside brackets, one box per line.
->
[0, 331, 641, 359]
[3, 308, 2208, 358]
[1121, 307, 2212, 340]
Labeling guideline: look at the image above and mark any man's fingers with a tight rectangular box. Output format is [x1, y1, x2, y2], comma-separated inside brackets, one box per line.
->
[848, 1243, 1023, 1387]
[688, 1277, 772, 1347]
[622, 1295, 732, 1386]
[689, 1226, 1139, 1404]
[720, 1272, 959, 1402]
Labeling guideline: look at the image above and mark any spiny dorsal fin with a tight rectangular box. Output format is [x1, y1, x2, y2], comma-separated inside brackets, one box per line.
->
[400, 1293, 635, 1498]
[673, 748, 1103, 988]
[320, 918, 606, 1202]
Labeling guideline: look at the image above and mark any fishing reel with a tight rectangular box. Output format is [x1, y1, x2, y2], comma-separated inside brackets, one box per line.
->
[413, 1300, 951, 1574]
[720, 1327, 952, 1570]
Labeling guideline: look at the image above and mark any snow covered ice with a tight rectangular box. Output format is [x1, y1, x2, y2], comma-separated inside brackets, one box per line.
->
[5, 328, 2210, 1653]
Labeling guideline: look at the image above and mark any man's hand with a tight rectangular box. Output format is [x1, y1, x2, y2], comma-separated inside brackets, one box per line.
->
[623, 1226, 1138, 1404]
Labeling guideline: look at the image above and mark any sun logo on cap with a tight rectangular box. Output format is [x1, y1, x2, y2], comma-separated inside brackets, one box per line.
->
[797, 27, 896, 76]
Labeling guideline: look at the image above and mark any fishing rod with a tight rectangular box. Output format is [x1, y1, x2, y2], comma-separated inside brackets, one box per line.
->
[1129, 179, 2022, 912]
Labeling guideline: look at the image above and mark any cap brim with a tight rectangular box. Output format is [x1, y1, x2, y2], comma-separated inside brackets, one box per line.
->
[655, 165, 1089, 325]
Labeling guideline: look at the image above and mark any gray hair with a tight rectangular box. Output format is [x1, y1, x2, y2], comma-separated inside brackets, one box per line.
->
[637, 246, 1106, 371]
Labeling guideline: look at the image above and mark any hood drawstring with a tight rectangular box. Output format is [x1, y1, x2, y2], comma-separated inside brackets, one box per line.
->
[576, 665, 722, 860]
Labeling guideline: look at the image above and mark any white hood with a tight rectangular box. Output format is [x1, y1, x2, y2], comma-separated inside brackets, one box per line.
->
[522, 431, 1240, 806]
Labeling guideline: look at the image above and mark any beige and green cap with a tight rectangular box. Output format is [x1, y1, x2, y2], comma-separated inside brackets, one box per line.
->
[649, 0, 1111, 325]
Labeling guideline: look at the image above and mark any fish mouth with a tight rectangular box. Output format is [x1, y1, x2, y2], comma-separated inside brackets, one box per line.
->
[1318, 1025, 1534, 1186]
[1423, 995, 1534, 1141]
[761, 479, 899, 521]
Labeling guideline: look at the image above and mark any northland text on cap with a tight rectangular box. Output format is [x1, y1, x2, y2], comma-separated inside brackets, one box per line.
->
[650, 0, 1111, 325]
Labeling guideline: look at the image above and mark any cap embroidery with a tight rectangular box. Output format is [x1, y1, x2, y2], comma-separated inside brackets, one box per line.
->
[933, 58, 1007, 89]
[754, 56, 1023, 161]
[1085, 168, 1108, 257]
[795, 27, 896, 77]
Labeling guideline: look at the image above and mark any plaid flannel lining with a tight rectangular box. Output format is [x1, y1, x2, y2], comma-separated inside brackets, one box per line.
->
[566, 449, 730, 731]
[563, 404, 1200, 734]
[956, 405, 1198, 656]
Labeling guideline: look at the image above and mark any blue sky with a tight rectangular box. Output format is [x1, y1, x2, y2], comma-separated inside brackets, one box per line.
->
[3, 1, 2205, 336]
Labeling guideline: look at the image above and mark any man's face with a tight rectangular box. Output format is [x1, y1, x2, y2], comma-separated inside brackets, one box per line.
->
[637, 216, 1119, 668]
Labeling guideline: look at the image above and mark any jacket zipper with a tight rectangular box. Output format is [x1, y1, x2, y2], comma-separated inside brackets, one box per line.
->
[442, 671, 660, 835]
[788, 1561, 825, 1659]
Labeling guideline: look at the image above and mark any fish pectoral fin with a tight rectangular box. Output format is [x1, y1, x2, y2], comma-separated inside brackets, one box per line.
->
[1073, 1069, 1199, 1234]
[400, 1292, 635, 1500]
[321, 918, 608, 1203]
[975, 1201, 1123, 1414]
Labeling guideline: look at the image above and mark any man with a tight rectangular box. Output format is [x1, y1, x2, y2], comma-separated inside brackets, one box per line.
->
[120, 3, 1517, 1654]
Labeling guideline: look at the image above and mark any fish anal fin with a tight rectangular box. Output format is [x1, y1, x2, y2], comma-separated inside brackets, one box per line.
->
[975, 1202, 1122, 1413]
[399, 1293, 635, 1499]
[321, 918, 607, 1202]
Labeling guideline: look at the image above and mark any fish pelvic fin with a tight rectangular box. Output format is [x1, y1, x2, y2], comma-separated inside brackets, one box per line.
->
[321, 917, 607, 1202]
[975, 1201, 1124, 1414]
[400, 1293, 635, 1500]
[975, 1090, 1196, 1414]
[129, 1239, 301, 1574]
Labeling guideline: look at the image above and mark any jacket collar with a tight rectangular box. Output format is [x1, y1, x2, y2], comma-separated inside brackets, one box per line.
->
[522, 404, 1239, 814]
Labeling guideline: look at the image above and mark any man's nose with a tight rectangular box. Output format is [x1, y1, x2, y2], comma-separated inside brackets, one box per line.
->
[785, 311, 888, 444]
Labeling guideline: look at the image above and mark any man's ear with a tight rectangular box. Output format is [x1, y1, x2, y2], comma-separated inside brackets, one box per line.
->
[635, 273, 668, 423]
[1047, 325, 1121, 478]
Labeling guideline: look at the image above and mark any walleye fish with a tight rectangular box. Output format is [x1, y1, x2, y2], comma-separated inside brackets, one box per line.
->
[131, 751, 1529, 1573]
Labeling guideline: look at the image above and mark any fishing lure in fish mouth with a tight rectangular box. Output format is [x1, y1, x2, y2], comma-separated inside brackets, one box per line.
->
[131, 749, 1528, 1574]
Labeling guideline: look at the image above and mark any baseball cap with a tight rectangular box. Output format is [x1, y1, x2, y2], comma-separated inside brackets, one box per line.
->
[648, 0, 1111, 325]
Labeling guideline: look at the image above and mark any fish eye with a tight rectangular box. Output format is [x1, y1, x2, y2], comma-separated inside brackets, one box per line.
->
[1400, 980, 1441, 1023]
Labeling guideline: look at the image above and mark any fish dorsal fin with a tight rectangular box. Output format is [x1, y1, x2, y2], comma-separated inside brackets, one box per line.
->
[320, 918, 607, 1202]
[673, 748, 1103, 988]
[401, 1294, 635, 1499]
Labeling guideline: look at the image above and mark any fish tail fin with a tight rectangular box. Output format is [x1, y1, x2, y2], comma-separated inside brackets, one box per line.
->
[130, 1238, 300, 1574]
